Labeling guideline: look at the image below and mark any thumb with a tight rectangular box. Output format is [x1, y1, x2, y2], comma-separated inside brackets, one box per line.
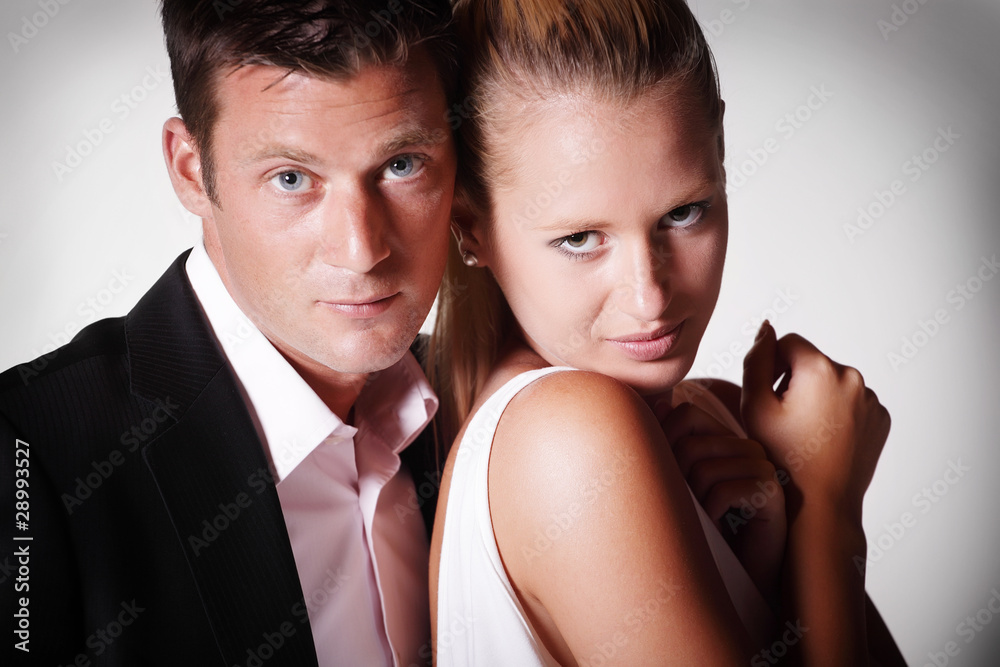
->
[741, 320, 779, 429]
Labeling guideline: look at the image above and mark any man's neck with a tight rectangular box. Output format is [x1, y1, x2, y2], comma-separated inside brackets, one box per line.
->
[279, 352, 368, 423]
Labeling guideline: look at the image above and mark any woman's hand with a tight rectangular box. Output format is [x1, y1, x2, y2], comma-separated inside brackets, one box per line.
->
[660, 402, 786, 604]
[741, 322, 892, 665]
[741, 320, 891, 520]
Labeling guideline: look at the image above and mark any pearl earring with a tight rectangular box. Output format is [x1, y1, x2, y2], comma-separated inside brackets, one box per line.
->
[452, 224, 480, 268]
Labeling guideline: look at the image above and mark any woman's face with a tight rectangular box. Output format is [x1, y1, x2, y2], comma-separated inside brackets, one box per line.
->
[475, 88, 728, 396]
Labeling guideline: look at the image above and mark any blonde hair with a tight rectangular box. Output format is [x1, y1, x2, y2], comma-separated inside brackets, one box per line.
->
[428, 0, 723, 451]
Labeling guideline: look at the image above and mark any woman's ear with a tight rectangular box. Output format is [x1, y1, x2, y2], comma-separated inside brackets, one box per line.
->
[451, 191, 491, 268]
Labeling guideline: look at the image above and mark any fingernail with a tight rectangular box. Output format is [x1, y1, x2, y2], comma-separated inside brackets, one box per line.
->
[755, 320, 770, 343]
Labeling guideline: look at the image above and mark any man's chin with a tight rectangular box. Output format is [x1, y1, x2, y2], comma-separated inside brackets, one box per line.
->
[321, 330, 419, 375]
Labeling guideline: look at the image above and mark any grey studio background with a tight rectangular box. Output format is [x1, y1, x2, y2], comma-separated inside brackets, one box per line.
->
[2, 1, 999, 665]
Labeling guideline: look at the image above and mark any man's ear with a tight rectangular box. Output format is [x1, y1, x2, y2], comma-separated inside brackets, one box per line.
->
[162, 117, 213, 219]
[451, 190, 491, 267]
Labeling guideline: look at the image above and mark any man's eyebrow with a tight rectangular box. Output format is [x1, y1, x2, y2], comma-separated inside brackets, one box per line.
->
[376, 128, 448, 157]
[239, 147, 323, 168]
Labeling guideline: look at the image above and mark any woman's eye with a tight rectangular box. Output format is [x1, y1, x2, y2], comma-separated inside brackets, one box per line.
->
[558, 231, 602, 254]
[384, 155, 425, 179]
[270, 170, 311, 193]
[663, 203, 707, 228]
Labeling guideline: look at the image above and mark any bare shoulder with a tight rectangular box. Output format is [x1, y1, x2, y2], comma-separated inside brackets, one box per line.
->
[494, 370, 663, 473]
[487, 370, 671, 578]
[487, 370, 751, 663]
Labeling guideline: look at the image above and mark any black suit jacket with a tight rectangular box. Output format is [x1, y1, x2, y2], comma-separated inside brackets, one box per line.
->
[0, 251, 440, 666]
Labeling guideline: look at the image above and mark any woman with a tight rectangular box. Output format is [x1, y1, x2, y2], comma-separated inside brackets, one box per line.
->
[429, 0, 897, 663]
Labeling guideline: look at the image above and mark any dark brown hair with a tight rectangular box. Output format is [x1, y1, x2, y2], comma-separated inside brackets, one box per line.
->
[160, 0, 457, 203]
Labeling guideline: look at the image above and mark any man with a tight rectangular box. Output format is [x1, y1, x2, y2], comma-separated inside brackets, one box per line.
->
[1, 1, 457, 665]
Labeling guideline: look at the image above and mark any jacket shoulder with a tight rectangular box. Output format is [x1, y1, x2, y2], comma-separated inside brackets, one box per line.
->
[0, 315, 127, 397]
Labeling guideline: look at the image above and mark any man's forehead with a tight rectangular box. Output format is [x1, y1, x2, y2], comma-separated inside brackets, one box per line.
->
[216, 43, 444, 105]
[208, 60, 450, 166]
[219, 63, 420, 104]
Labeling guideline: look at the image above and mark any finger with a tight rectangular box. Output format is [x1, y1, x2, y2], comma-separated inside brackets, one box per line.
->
[703, 478, 784, 525]
[688, 457, 777, 507]
[741, 320, 780, 423]
[651, 395, 676, 423]
[673, 436, 768, 478]
[661, 402, 734, 448]
[773, 333, 827, 386]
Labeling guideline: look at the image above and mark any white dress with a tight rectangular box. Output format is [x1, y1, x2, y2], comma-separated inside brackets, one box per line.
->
[435, 367, 775, 666]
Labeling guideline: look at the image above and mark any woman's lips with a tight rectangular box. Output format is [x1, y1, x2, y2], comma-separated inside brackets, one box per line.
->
[321, 293, 398, 318]
[607, 322, 684, 362]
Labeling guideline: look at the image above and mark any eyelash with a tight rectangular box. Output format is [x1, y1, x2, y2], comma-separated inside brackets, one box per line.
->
[267, 169, 314, 196]
[551, 201, 711, 260]
[263, 153, 431, 197]
[382, 153, 430, 181]
[552, 233, 602, 261]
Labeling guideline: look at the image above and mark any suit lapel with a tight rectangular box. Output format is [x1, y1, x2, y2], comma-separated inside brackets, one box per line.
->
[126, 252, 319, 666]
[402, 335, 443, 540]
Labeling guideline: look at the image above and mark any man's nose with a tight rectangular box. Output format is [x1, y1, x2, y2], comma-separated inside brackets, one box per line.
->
[320, 183, 390, 273]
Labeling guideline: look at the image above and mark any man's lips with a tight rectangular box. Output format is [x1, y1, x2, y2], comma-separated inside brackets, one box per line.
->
[320, 293, 399, 318]
[606, 322, 684, 362]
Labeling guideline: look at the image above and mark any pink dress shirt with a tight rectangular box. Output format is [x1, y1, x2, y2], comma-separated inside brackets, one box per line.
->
[186, 242, 437, 666]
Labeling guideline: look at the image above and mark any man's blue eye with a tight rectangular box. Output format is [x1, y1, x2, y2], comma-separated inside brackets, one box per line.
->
[272, 171, 308, 192]
[385, 155, 426, 179]
[389, 156, 413, 177]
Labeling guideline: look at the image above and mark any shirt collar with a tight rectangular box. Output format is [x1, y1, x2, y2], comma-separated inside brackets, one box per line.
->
[184, 241, 437, 480]
[355, 351, 439, 456]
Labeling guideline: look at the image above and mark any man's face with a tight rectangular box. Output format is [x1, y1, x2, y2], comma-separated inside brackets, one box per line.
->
[197, 53, 455, 378]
